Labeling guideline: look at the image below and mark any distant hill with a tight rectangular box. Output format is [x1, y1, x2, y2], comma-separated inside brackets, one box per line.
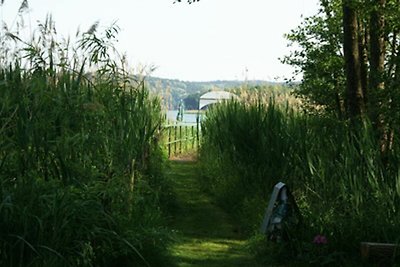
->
[144, 76, 282, 109]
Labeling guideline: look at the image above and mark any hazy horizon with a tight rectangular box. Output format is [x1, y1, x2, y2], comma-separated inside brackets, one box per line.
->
[1, 0, 320, 82]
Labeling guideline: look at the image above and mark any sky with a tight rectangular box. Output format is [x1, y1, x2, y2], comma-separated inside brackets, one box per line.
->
[1, 0, 320, 82]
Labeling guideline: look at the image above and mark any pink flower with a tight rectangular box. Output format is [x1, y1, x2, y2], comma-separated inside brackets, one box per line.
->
[313, 234, 328, 245]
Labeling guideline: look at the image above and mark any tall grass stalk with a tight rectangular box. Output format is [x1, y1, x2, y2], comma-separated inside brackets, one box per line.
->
[200, 97, 400, 264]
[0, 17, 172, 266]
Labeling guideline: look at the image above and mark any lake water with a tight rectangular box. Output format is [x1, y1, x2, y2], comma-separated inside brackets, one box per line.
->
[166, 110, 203, 125]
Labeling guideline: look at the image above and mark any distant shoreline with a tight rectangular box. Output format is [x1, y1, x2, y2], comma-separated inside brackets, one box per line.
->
[184, 110, 205, 114]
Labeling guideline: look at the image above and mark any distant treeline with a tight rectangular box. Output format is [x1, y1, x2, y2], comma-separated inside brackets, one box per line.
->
[145, 76, 290, 109]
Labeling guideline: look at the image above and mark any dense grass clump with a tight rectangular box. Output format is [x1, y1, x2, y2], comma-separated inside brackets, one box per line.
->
[200, 97, 400, 265]
[0, 18, 174, 266]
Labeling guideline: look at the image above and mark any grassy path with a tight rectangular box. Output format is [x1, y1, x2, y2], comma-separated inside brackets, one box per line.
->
[167, 160, 260, 267]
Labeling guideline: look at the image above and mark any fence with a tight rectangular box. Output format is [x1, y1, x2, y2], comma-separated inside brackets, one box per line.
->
[163, 123, 201, 158]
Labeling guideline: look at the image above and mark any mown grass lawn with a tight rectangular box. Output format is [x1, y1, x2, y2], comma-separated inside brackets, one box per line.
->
[166, 160, 262, 267]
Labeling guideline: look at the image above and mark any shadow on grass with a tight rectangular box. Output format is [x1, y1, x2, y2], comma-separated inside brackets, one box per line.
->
[167, 160, 261, 267]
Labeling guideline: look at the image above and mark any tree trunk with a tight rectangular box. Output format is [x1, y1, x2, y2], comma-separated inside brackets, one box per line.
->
[358, 18, 369, 105]
[369, 0, 386, 93]
[343, 0, 365, 119]
[369, 0, 387, 153]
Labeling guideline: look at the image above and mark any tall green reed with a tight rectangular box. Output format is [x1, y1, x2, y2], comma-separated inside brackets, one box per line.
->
[0, 16, 172, 266]
[200, 97, 400, 263]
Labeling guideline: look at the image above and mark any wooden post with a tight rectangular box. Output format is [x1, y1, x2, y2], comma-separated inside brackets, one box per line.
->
[191, 125, 195, 149]
[174, 126, 177, 155]
[185, 126, 188, 152]
[196, 115, 200, 152]
[179, 125, 182, 154]
[168, 126, 171, 158]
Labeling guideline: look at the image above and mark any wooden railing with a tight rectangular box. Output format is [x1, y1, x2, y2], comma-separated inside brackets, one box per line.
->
[163, 123, 200, 158]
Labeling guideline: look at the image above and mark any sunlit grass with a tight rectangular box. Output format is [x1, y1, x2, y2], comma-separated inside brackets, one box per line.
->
[167, 161, 261, 267]
[172, 237, 252, 267]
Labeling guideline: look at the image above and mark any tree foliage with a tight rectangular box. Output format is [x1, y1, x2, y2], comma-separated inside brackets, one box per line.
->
[285, 0, 400, 131]
[283, 0, 345, 117]
[174, 0, 200, 4]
